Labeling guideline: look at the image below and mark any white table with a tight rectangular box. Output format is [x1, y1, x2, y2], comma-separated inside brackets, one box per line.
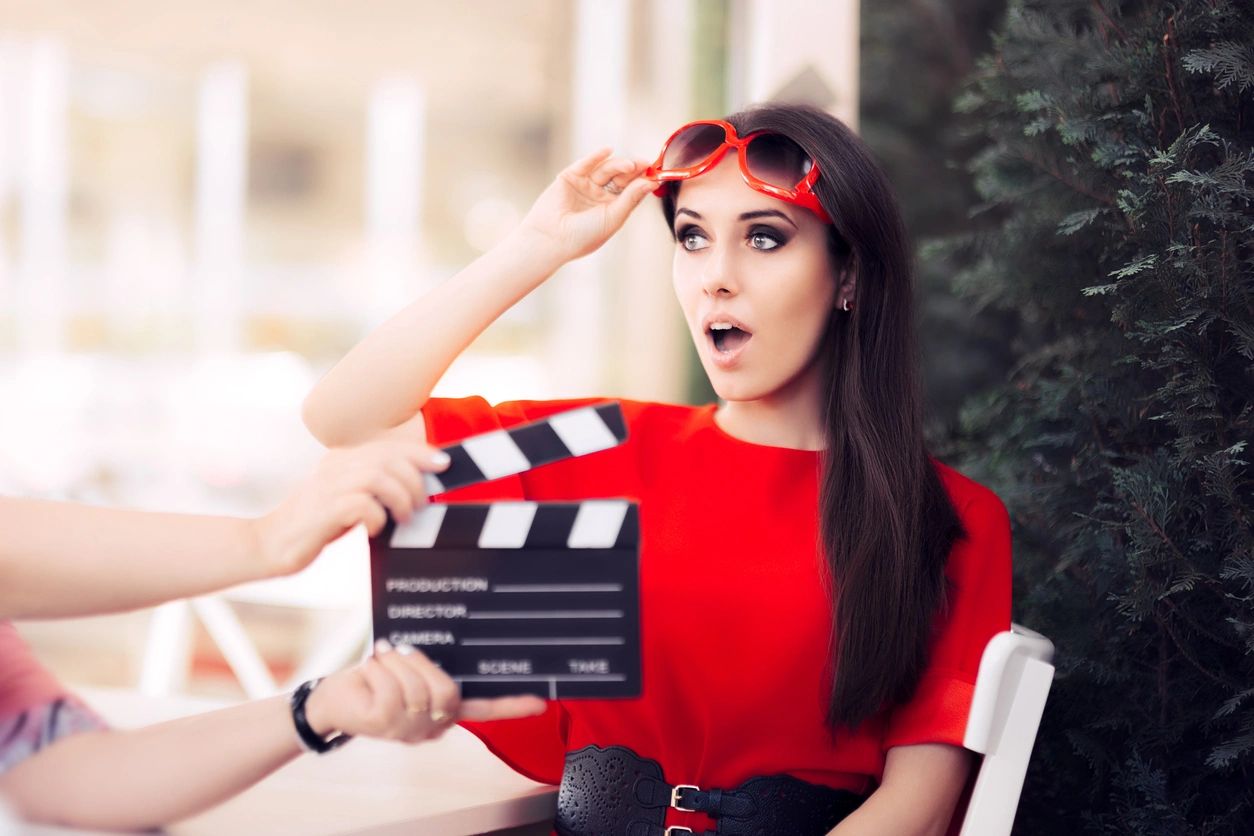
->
[20, 687, 557, 836]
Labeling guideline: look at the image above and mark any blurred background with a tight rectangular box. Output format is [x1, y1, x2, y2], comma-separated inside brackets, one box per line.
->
[0, 0, 872, 699]
[8, 3, 1248, 832]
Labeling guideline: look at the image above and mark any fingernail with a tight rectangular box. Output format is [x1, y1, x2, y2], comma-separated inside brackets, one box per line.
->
[431, 451, 451, 468]
[374, 638, 393, 655]
[394, 643, 415, 656]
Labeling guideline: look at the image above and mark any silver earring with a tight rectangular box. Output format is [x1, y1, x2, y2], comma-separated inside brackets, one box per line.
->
[841, 298, 851, 312]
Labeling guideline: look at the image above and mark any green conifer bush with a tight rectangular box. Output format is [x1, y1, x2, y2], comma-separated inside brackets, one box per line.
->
[947, 1, 1253, 832]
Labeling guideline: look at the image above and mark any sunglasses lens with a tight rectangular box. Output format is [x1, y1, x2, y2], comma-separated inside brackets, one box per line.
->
[661, 123, 728, 170]
[744, 133, 815, 189]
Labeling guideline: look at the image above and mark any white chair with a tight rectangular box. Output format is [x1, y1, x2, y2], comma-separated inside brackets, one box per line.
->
[958, 623, 1056, 836]
[520, 624, 1055, 835]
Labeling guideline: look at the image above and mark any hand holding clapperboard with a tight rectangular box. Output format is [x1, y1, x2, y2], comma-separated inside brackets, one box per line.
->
[369, 402, 640, 699]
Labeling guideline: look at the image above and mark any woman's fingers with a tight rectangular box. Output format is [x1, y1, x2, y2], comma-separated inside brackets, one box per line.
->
[400, 647, 462, 731]
[373, 641, 437, 740]
[391, 442, 450, 479]
[606, 175, 659, 224]
[366, 472, 414, 524]
[592, 156, 643, 189]
[458, 695, 549, 722]
[380, 441, 449, 521]
[356, 656, 406, 735]
[374, 641, 431, 712]
[337, 439, 450, 533]
[592, 157, 656, 212]
[342, 494, 388, 537]
[383, 455, 429, 512]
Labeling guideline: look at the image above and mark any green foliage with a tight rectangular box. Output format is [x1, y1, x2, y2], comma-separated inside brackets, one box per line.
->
[944, 0, 1254, 832]
[1182, 41, 1254, 93]
[859, 0, 1015, 436]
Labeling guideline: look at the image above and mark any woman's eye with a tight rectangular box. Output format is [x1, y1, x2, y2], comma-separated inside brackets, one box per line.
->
[748, 230, 783, 251]
[678, 229, 709, 251]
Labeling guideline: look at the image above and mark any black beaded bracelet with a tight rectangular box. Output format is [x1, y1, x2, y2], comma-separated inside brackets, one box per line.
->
[290, 678, 352, 754]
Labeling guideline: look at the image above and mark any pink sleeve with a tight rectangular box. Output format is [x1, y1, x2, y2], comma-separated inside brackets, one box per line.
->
[0, 622, 65, 718]
[0, 622, 106, 774]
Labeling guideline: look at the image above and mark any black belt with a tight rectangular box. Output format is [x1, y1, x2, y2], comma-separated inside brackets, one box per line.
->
[555, 744, 866, 836]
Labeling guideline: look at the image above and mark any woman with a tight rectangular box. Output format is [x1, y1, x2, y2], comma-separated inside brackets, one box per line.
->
[303, 103, 1011, 836]
[0, 420, 545, 830]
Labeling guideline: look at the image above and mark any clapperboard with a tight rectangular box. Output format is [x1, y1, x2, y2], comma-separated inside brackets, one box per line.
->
[369, 402, 640, 699]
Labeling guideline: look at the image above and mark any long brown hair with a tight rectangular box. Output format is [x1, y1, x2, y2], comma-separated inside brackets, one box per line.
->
[660, 103, 966, 732]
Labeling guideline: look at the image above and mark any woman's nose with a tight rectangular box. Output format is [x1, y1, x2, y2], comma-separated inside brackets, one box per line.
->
[699, 245, 739, 296]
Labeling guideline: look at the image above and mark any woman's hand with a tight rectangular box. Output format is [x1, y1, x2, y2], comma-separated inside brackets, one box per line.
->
[515, 148, 656, 264]
[253, 415, 449, 577]
[304, 640, 548, 743]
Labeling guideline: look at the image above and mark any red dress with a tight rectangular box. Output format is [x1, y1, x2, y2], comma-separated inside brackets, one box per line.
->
[422, 396, 1012, 833]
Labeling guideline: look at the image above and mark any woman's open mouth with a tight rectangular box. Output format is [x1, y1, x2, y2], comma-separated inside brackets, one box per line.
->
[706, 321, 753, 368]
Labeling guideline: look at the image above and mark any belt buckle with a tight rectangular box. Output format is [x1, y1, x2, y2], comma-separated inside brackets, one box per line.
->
[664, 829, 694, 836]
[670, 783, 701, 812]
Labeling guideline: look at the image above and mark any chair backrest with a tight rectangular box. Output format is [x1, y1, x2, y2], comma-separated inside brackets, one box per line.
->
[138, 527, 373, 699]
[958, 624, 1056, 836]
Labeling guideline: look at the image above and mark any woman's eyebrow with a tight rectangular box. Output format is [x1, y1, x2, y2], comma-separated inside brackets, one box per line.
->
[674, 207, 798, 231]
[739, 209, 798, 230]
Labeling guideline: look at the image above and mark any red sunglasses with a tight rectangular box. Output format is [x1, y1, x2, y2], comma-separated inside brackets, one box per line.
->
[644, 119, 831, 224]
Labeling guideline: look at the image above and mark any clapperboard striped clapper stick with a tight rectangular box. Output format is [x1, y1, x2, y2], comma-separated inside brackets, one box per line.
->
[369, 402, 641, 699]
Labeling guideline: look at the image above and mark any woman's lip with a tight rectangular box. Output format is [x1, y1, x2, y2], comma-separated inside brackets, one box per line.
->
[702, 313, 753, 334]
[707, 330, 751, 369]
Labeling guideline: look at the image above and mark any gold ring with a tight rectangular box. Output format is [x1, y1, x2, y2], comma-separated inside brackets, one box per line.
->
[405, 704, 429, 716]
[429, 709, 451, 724]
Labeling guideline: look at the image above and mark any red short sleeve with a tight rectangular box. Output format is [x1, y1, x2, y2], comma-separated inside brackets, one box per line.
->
[883, 490, 1013, 749]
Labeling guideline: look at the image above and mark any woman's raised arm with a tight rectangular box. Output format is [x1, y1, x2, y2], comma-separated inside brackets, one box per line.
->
[301, 149, 655, 447]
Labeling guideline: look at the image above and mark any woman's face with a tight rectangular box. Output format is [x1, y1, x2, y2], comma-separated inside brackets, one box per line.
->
[670, 153, 839, 403]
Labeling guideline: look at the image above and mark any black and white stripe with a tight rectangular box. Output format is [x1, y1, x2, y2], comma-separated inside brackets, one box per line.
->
[422, 402, 627, 497]
[391, 500, 639, 550]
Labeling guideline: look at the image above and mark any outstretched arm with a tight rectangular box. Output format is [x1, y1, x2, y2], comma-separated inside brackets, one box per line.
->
[0, 499, 274, 619]
[0, 419, 447, 620]
[1, 695, 306, 830]
[301, 150, 654, 447]
[0, 641, 546, 831]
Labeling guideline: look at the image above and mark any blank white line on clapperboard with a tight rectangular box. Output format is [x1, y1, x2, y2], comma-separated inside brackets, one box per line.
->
[461, 638, 625, 646]
[456, 675, 627, 699]
[394, 499, 632, 646]
[455, 676, 627, 681]
[491, 584, 624, 592]
[469, 584, 626, 650]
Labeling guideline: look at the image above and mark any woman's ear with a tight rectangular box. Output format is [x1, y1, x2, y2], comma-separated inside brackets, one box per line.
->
[835, 267, 857, 311]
